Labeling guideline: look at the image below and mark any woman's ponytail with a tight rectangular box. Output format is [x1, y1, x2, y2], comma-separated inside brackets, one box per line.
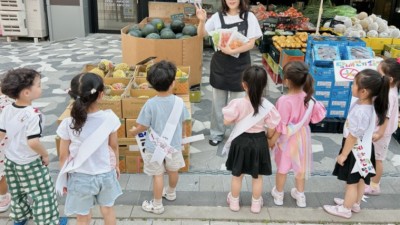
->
[303, 73, 314, 106]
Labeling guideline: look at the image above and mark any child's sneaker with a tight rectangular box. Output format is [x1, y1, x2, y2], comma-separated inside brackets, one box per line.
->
[141, 200, 165, 214]
[323, 204, 352, 219]
[333, 198, 361, 213]
[0, 193, 11, 212]
[250, 196, 263, 214]
[13, 220, 27, 225]
[271, 186, 284, 206]
[364, 184, 381, 195]
[290, 188, 306, 208]
[162, 187, 176, 201]
[226, 192, 240, 212]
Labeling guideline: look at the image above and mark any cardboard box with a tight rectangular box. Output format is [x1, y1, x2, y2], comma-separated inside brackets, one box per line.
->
[126, 155, 144, 173]
[121, 3, 202, 87]
[125, 119, 138, 138]
[55, 135, 60, 157]
[122, 96, 148, 119]
[119, 155, 127, 173]
[118, 119, 126, 138]
[57, 103, 73, 125]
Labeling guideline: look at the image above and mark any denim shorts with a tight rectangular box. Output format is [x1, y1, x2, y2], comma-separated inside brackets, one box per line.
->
[64, 170, 122, 216]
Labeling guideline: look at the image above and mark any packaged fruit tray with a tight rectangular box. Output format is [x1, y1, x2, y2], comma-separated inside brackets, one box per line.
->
[313, 45, 341, 67]
[346, 46, 374, 60]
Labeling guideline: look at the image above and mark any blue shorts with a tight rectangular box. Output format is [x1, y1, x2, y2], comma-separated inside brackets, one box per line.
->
[65, 170, 122, 216]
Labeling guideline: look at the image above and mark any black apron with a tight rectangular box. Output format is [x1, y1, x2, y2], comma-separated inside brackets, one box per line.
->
[210, 12, 251, 92]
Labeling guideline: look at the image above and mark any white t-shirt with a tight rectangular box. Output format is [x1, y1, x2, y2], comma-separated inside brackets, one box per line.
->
[343, 103, 374, 139]
[57, 110, 120, 175]
[0, 104, 43, 165]
[205, 11, 262, 39]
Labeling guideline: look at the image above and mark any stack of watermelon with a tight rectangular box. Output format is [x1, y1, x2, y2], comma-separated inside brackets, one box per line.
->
[128, 18, 198, 39]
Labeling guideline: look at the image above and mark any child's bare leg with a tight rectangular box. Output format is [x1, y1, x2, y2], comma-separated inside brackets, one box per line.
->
[153, 174, 164, 200]
[343, 183, 358, 209]
[276, 173, 287, 192]
[231, 174, 244, 198]
[371, 160, 383, 185]
[76, 212, 92, 225]
[252, 176, 263, 199]
[0, 177, 7, 195]
[100, 206, 116, 225]
[356, 180, 365, 204]
[166, 170, 179, 189]
[295, 173, 305, 192]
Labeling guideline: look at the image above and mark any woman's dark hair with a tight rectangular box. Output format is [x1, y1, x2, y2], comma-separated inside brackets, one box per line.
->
[147, 60, 176, 92]
[242, 65, 267, 116]
[1, 68, 41, 99]
[221, 0, 249, 19]
[379, 58, 400, 88]
[354, 69, 390, 125]
[70, 73, 104, 134]
[283, 61, 314, 106]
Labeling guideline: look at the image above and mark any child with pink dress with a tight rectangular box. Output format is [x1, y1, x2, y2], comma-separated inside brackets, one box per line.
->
[269, 61, 326, 208]
[223, 65, 280, 213]
[365, 58, 400, 195]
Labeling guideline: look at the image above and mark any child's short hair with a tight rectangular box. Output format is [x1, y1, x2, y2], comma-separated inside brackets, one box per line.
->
[1, 68, 41, 99]
[146, 60, 176, 92]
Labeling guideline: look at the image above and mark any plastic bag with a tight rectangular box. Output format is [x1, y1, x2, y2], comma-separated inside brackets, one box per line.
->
[218, 28, 237, 49]
[226, 31, 250, 58]
[210, 27, 237, 52]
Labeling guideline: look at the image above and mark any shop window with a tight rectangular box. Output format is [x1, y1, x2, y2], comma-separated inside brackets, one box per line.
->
[96, 0, 137, 31]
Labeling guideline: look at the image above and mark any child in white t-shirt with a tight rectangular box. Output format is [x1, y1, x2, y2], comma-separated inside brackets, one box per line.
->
[57, 73, 122, 224]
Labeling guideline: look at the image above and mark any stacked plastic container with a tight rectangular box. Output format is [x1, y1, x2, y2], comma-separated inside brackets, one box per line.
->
[305, 36, 371, 119]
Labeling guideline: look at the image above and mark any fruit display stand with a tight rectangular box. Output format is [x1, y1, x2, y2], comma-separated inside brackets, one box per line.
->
[121, 2, 202, 87]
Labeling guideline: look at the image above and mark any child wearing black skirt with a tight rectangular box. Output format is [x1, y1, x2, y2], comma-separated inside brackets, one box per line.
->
[323, 69, 390, 219]
[222, 65, 280, 213]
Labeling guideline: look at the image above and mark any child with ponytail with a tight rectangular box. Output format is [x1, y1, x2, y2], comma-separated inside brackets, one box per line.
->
[57, 73, 122, 224]
[324, 69, 390, 218]
[222, 65, 280, 213]
[269, 61, 326, 208]
[364, 58, 400, 195]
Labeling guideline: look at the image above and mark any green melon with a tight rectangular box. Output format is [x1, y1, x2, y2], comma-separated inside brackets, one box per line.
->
[182, 25, 197, 36]
[145, 33, 161, 39]
[128, 29, 142, 37]
[141, 24, 157, 37]
[128, 24, 140, 32]
[160, 30, 176, 39]
[165, 23, 171, 29]
[179, 35, 192, 39]
[175, 33, 183, 39]
[160, 28, 173, 34]
[171, 20, 185, 33]
[150, 18, 165, 32]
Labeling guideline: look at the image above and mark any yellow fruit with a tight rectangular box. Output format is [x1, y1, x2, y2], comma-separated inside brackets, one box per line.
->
[114, 63, 130, 72]
[176, 68, 182, 78]
[112, 69, 126, 78]
[98, 59, 113, 73]
[90, 68, 105, 78]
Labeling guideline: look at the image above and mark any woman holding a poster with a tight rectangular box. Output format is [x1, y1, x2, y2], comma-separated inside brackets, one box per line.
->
[195, 0, 262, 146]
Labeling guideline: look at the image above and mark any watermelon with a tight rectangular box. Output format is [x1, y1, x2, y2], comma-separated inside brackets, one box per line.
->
[165, 23, 171, 29]
[141, 24, 157, 36]
[175, 33, 183, 39]
[160, 28, 173, 34]
[128, 29, 142, 37]
[146, 33, 161, 39]
[179, 35, 192, 39]
[171, 20, 185, 33]
[129, 24, 140, 32]
[182, 25, 197, 36]
[160, 30, 176, 39]
[150, 18, 165, 32]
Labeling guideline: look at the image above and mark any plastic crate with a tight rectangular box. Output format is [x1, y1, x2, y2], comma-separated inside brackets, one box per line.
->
[314, 80, 334, 89]
[327, 107, 347, 118]
[329, 99, 349, 110]
[331, 88, 350, 100]
[365, 37, 392, 51]
[268, 44, 280, 63]
[310, 65, 334, 81]
[314, 96, 330, 108]
[383, 44, 400, 58]
[314, 89, 331, 99]
[346, 37, 367, 47]
[279, 49, 304, 69]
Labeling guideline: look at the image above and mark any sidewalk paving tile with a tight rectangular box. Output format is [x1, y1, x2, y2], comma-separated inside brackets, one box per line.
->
[366, 194, 400, 209]
[181, 220, 210, 225]
[176, 175, 200, 191]
[189, 191, 217, 206]
[152, 220, 182, 225]
[126, 175, 152, 191]
[267, 207, 333, 223]
[116, 190, 140, 205]
[304, 177, 345, 193]
[199, 176, 224, 192]
[163, 192, 193, 206]
[221, 175, 248, 192]
[210, 222, 238, 225]
[119, 174, 131, 190]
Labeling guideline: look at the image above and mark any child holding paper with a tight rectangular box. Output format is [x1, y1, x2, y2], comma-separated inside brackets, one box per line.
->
[129, 60, 190, 214]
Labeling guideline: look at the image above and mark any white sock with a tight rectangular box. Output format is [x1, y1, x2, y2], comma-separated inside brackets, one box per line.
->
[0, 194, 5, 201]
[252, 196, 261, 202]
[167, 186, 176, 194]
[153, 198, 162, 206]
[297, 190, 305, 196]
